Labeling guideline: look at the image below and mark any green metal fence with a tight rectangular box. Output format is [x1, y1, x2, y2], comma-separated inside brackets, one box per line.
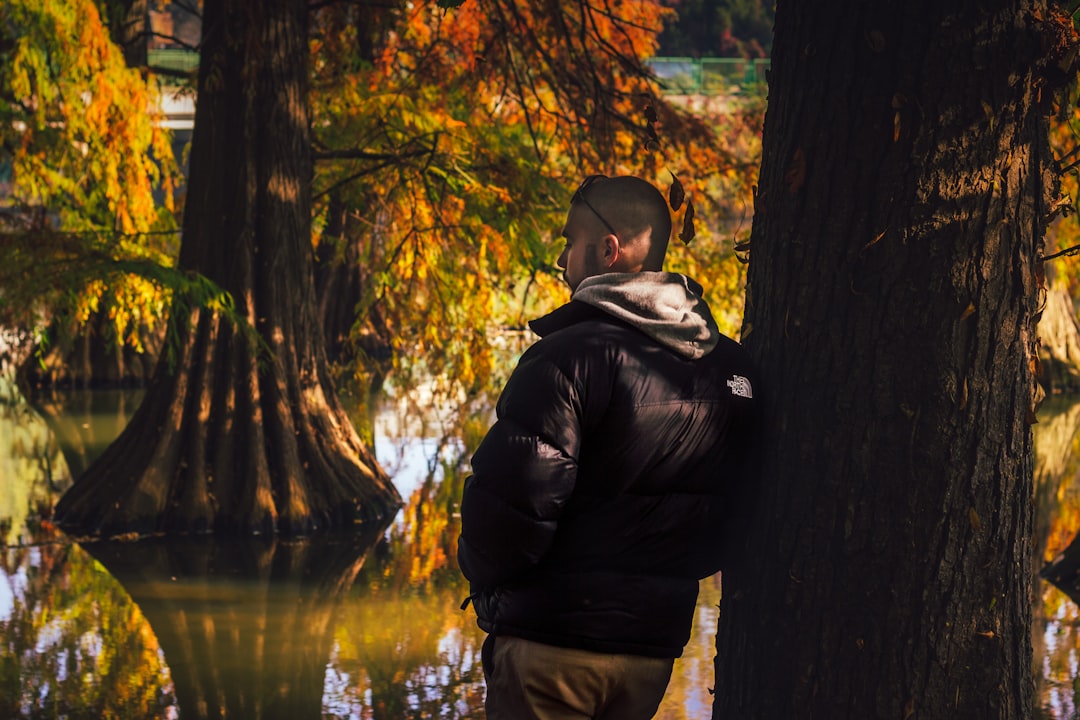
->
[645, 57, 770, 95]
[148, 48, 200, 75]
[144, 49, 764, 96]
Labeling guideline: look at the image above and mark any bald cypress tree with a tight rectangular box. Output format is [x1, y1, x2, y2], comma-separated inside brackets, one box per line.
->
[55, 0, 401, 535]
[714, 2, 1076, 717]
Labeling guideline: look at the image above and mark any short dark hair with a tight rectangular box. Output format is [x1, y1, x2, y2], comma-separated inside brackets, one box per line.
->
[586, 176, 671, 268]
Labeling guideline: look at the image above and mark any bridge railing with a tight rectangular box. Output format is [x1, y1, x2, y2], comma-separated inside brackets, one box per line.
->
[645, 57, 770, 95]
[146, 49, 766, 97]
[148, 48, 199, 76]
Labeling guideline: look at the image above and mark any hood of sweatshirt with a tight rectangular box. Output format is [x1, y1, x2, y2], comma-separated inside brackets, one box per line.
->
[569, 272, 720, 360]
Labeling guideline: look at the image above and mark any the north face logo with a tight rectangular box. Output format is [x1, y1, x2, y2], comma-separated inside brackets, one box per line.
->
[727, 375, 753, 399]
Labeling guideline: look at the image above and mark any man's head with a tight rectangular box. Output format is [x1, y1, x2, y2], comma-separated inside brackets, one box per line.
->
[557, 175, 672, 292]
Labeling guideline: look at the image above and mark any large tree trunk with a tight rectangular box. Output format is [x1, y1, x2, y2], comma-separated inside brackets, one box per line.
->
[54, 0, 402, 536]
[714, 2, 1069, 718]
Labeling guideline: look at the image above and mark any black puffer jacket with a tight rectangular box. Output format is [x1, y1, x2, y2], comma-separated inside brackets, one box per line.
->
[458, 273, 757, 658]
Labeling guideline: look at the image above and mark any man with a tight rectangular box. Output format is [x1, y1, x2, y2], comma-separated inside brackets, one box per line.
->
[458, 174, 757, 719]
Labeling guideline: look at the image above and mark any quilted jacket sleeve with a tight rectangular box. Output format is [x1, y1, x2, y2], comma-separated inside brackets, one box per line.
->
[457, 340, 594, 591]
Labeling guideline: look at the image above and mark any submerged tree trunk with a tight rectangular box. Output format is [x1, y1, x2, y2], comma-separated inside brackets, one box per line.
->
[714, 2, 1070, 718]
[54, 0, 402, 536]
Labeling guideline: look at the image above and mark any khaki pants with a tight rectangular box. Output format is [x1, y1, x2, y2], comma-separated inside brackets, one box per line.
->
[483, 635, 675, 720]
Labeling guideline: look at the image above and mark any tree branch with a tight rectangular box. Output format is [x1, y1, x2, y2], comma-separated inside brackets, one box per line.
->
[1041, 243, 1080, 262]
[144, 31, 201, 50]
[312, 147, 431, 161]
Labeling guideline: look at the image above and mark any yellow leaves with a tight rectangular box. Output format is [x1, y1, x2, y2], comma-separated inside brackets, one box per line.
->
[5, 0, 176, 234]
[2, 0, 179, 348]
[308, 0, 757, 403]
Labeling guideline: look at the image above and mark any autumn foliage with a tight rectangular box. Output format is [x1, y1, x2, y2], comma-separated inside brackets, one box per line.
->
[0, 0, 178, 354]
[1, 0, 763, 405]
[308, 0, 762, 408]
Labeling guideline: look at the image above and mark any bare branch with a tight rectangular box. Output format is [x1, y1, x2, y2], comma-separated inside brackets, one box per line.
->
[313, 147, 431, 161]
[1042, 243, 1080, 262]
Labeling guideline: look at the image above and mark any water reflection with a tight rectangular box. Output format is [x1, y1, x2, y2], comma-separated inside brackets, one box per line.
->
[0, 380, 72, 546]
[0, 542, 177, 717]
[1036, 397, 1080, 720]
[8, 385, 1079, 717]
[84, 532, 386, 720]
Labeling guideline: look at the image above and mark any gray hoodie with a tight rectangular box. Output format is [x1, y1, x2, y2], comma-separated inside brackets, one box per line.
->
[571, 271, 721, 360]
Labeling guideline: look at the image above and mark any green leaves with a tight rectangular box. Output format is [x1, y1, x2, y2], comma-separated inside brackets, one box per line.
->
[0, 0, 179, 356]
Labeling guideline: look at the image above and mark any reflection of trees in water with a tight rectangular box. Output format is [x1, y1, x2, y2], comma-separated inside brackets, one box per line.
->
[29, 387, 142, 480]
[12, 381, 989, 716]
[3, 382, 491, 717]
[82, 530, 387, 720]
[654, 573, 722, 720]
[1035, 398, 1080, 591]
[1032, 397, 1080, 718]
[332, 578, 484, 719]
[1, 383, 143, 546]
[0, 380, 71, 546]
[0, 543, 175, 718]
[329, 454, 486, 719]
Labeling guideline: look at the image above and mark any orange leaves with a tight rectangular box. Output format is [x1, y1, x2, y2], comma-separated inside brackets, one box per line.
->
[5, 0, 176, 235]
[1, 0, 179, 353]
[308, 0, 757, 396]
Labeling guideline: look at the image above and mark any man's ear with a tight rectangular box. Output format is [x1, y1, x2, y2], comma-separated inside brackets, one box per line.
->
[603, 235, 620, 267]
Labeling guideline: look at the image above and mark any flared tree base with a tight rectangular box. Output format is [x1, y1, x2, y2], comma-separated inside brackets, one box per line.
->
[54, 309, 402, 538]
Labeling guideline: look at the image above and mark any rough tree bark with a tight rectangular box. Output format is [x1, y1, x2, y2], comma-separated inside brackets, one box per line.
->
[714, 2, 1073, 718]
[54, 0, 402, 536]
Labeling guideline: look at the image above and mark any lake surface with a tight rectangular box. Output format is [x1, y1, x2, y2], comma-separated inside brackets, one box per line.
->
[2, 383, 1080, 718]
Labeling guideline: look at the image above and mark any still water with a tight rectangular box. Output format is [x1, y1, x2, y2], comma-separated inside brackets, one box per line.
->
[0, 383, 721, 719]
[2, 383, 1080, 718]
